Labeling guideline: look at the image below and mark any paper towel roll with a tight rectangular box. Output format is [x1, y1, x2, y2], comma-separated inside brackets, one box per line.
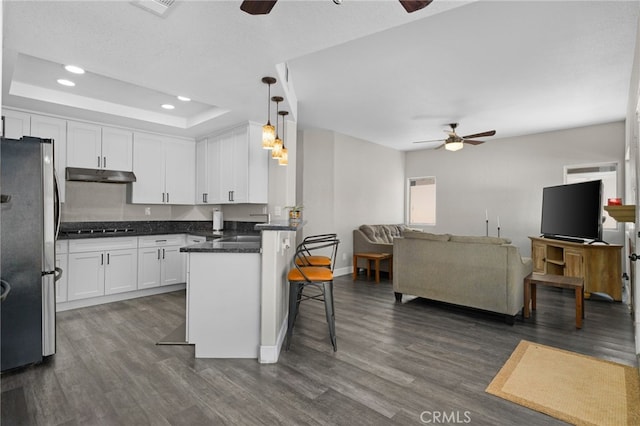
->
[213, 210, 223, 231]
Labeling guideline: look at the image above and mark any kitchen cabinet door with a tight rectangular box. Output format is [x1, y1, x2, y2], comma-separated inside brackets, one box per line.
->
[137, 247, 162, 289]
[68, 251, 105, 301]
[164, 138, 195, 205]
[131, 132, 166, 204]
[161, 246, 185, 286]
[67, 121, 102, 169]
[102, 127, 133, 172]
[195, 139, 208, 204]
[30, 114, 68, 203]
[219, 132, 237, 202]
[2, 109, 30, 139]
[104, 248, 138, 295]
[206, 138, 223, 204]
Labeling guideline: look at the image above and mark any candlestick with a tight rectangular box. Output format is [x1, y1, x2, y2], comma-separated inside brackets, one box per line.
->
[485, 219, 489, 237]
[498, 226, 501, 238]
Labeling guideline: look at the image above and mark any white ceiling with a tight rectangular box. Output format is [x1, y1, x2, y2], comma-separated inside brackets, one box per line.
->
[3, 0, 639, 151]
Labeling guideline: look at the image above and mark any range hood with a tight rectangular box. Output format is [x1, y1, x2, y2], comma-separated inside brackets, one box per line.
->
[65, 167, 136, 183]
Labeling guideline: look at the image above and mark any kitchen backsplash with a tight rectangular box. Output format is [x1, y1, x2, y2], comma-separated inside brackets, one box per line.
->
[61, 181, 270, 222]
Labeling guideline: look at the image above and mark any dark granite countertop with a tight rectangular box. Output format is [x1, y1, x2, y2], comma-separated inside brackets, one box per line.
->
[58, 220, 260, 240]
[254, 220, 306, 232]
[180, 240, 261, 254]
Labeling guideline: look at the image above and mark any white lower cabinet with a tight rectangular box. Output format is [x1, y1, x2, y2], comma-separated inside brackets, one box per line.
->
[55, 240, 68, 303]
[67, 237, 138, 301]
[137, 235, 186, 289]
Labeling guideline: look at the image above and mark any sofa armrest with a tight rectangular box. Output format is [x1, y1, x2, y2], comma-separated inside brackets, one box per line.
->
[506, 248, 534, 315]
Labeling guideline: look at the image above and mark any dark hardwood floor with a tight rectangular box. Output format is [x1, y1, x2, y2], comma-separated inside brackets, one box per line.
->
[1, 273, 636, 425]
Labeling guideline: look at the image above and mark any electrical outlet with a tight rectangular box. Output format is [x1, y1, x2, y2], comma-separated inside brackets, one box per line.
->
[145, 207, 151, 216]
[274, 206, 282, 216]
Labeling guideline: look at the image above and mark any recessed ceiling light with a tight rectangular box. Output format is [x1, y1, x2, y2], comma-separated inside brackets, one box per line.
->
[177, 96, 191, 102]
[57, 79, 75, 87]
[64, 65, 85, 74]
[161, 104, 175, 110]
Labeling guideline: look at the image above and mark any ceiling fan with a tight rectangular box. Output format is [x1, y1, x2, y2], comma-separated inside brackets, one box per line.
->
[240, 0, 433, 15]
[413, 123, 496, 151]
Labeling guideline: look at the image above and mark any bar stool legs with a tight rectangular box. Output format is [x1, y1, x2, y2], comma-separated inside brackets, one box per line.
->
[285, 281, 337, 352]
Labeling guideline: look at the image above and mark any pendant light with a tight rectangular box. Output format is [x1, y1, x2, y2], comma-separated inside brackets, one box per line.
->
[278, 110, 289, 166]
[261, 77, 276, 149]
[271, 96, 283, 159]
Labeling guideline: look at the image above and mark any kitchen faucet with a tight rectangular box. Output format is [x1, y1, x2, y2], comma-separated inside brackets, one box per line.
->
[250, 213, 271, 224]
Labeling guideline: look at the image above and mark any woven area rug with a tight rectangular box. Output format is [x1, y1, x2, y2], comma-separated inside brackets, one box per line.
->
[486, 340, 640, 425]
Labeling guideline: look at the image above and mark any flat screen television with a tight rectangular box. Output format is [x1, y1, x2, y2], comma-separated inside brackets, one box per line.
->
[540, 180, 603, 242]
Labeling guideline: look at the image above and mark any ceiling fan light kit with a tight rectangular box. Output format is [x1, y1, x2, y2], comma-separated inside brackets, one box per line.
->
[241, 0, 432, 15]
[413, 122, 496, 151]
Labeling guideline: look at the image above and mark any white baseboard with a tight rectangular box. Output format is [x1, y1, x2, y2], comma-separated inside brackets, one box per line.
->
[259, 313, 288, 364]
[56, 283, 186, 312]
[334, 266, 352, 277]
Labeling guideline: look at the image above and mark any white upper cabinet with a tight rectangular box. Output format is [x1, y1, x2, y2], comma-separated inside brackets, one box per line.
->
[30, 114, 68, 204]
[197, 122, 268, 205]
[2, 110, 30, 139]
[195, 139, 208, 204]
[164, 137, 195, 205]
[102, 127, 133, 172]
[130, 133, 195, 205]
[67, 121, 101, 169]
[67, 121, 133, 171]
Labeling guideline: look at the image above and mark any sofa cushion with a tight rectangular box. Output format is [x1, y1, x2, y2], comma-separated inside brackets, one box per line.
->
[403, 229, 450, 241]
[359, 224, 405, 244]
[449, 235, 512, 245]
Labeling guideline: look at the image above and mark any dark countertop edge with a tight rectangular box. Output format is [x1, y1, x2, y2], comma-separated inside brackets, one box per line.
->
[58, 230, 226, 240]
[255, 220, 306, 231]
[180, 242, 261, 254]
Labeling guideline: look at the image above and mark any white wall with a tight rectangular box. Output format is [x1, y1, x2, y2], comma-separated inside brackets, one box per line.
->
[405, 121, 626, 257]
[300, 129, 405, 273]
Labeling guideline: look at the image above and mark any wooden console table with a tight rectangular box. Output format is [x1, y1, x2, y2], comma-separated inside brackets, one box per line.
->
[529, 236, 622, 301]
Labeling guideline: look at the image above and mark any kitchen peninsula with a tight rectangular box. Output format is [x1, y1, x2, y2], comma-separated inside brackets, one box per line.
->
[181, 220, 301, 361]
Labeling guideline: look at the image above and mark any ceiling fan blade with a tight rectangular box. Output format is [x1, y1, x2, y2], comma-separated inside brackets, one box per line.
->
[463, 139, 485, 145]
[399, 0, 433, 13]
[413, 138, 445, 144]
[461, 130, 496, 139]
[240, 0, 278, 15]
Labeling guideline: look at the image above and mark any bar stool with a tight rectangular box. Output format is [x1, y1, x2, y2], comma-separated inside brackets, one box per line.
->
[286, 236, 340, 351]
[294, 233, 338, 270]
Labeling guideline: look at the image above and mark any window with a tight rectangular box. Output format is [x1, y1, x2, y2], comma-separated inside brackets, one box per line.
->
[408, 177, 436, 225]
[565, 163, 618, 230]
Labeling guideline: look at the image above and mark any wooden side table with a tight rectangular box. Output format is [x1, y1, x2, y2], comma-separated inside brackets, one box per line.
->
[353, 252, 392, 284]
[523, 273, 585, 329]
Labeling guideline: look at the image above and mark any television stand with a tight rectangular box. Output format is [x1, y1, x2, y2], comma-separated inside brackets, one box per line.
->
[530, 236, 622, 301]
[541, 234, 585, 244]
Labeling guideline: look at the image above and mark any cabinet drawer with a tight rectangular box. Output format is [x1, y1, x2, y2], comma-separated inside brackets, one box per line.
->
[138, 234, 186, 248]
[56, 240, 69, 254]
[69, 237, 138, 253]
[186, 235, 206, 245]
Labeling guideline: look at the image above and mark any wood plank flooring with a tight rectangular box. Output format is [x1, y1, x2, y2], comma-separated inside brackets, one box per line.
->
[1, 273, 636, 425]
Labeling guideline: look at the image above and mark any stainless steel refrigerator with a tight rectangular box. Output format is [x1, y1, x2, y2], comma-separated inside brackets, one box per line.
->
[1, 136, 60, 371]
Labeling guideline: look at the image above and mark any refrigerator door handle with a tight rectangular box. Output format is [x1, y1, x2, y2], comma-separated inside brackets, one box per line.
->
[53, 170, 61, 240]
[53, 267, 63, 282]
[0, 280, 11, 302]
